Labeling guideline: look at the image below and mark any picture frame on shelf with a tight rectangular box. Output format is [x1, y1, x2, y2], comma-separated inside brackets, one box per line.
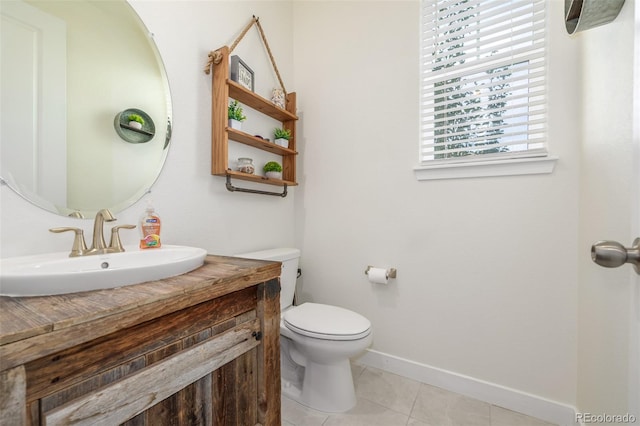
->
[230, 55, 254, 92]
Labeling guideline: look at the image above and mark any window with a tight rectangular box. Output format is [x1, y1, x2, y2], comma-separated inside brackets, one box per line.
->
[416, 0, 555, 179]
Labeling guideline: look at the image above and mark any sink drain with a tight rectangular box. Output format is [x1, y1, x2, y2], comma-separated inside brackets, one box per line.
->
[101, 262, 109, 269]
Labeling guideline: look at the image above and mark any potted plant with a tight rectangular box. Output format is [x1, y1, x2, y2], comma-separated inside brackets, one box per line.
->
[128, 113, 145, 130]
[228, 100, 246, 130]
[263, 161, 283, 179]
[273, 128, 291, 148]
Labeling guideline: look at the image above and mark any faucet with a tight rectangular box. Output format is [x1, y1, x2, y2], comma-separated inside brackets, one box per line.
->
[86, 209, 117, 254]
[50, 209, 136, 257]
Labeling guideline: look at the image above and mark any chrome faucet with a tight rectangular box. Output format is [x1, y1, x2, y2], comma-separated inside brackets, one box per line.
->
[50, 209, 136, 257]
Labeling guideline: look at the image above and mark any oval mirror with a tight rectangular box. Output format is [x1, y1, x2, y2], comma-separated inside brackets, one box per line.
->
[0, 0, 172, 218]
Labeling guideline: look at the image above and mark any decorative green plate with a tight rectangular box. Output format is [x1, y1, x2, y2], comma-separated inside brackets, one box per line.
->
[114, 108, 155, 144]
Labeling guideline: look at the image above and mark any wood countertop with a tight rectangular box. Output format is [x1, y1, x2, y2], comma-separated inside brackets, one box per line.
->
[0, 255, 281, 372]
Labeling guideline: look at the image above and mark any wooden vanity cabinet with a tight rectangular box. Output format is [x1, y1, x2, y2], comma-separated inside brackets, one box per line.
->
[0, 256, 281, 426]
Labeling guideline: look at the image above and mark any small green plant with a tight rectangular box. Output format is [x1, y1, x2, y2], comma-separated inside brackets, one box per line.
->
[263, 161, 282, 173]
[128, 114, 145, 125]
[274, 128, 291, 140]
[228, 100, 246, 121]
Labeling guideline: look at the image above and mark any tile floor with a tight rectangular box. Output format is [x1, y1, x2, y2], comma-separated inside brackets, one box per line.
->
[281, 363, 558, 426]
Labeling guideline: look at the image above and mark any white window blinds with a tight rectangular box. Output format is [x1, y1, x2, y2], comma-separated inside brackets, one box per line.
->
[420, 0, 547, 164]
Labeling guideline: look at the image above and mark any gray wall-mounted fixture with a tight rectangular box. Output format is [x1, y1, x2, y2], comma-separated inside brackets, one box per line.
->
[114, 108, 155, 144]
[565, 0, 626, 35]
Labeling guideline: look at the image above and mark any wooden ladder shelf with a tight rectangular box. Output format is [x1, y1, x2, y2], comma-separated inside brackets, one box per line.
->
[207, 41, 298, 196]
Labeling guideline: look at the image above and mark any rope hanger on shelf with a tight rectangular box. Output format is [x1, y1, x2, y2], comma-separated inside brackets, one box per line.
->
[204, 15, 287, 96]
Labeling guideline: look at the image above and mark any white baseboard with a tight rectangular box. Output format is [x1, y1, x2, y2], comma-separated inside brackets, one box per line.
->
[354, 349, 579, 426]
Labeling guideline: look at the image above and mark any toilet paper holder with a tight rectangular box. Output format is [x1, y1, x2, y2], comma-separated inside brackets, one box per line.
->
[364, 266, 397, 279]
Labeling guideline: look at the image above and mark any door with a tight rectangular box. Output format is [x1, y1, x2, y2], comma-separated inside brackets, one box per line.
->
[629, 0, 640, 411]
[577, 0, 639, 419]
[0, 0, 67, 208]
[631, 0, 640, 412]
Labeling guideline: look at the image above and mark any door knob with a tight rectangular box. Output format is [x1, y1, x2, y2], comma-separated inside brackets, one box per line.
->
[591, 238, 640, 274]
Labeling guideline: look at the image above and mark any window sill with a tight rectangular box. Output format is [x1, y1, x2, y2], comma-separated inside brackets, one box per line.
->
[413, 156, 558, 181]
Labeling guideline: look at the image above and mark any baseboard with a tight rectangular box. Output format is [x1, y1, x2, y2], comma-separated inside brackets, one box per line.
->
[354, 349, 579, 426]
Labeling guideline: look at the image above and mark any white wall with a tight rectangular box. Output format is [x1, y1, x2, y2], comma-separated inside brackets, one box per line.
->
[292, 0, 580, 406]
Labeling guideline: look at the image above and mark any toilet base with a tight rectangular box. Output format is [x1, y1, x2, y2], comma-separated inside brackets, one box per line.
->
[301, 358, 356, 412]
[282, 357, 357, 413]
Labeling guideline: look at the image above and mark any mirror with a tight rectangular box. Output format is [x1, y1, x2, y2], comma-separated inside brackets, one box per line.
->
[0, 0, 172, 218]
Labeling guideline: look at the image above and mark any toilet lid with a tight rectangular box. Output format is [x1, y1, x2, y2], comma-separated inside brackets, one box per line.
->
[283, 303, 371, 341]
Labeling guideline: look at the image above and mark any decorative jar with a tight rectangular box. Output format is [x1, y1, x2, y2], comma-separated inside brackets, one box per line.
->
[236, 157, 255, 174]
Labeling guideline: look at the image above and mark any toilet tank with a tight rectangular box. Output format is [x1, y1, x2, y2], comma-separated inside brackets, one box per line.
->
[235, 248, 300, 312]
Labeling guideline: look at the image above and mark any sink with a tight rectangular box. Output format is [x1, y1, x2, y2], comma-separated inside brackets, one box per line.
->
[0, 245, 207, 297]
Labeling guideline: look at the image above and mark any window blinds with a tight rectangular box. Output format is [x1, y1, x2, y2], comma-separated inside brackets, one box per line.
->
[420, 0, 547, 163]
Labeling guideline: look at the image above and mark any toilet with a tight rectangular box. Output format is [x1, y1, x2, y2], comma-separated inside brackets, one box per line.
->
[236, 248, 372, 413]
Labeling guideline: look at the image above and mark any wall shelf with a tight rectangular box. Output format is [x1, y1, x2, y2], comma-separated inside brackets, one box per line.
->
[226, 170, 295, 187]
[119, 123, 154, 136]
[113, 108, 156, 144]
[227, 128, 297, 155]
[227, 80, 297, 122]
[209, 46, 298, 193]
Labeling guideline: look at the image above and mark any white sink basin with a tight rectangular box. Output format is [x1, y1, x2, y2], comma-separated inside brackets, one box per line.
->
[0, 245, 207, 297]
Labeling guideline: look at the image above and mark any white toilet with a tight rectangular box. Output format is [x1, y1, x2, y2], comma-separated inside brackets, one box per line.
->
[236, 248, 372, 413]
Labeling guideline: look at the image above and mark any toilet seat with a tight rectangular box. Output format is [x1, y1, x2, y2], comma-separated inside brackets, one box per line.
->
[283, 303, 371, 341]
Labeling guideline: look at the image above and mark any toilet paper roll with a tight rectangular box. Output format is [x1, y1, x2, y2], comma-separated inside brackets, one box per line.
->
[367, 267, 388, 285]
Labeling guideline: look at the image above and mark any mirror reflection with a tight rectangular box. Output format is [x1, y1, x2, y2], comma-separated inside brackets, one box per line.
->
[0, 0, 172, 218]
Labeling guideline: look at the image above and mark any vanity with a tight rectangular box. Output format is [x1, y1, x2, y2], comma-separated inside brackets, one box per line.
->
[0, 255, 281, 425]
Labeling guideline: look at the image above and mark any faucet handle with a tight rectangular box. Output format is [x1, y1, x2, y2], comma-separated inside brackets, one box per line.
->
[109, 224, 136, 252]
[50, 227, 88, 257]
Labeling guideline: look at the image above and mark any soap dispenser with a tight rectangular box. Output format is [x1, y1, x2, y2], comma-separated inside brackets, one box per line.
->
[139, 200, 162, 249]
